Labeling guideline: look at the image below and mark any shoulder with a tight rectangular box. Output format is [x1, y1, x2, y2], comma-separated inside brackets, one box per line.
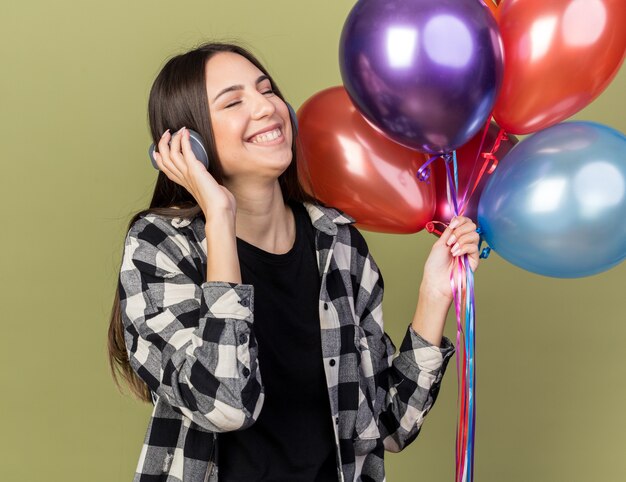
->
[127, 211, 197, 238]
[125, 213, 197, 264]
[127, 213, 174, 245]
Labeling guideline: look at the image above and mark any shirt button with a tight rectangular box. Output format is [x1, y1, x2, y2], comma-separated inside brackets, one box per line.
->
[335, 417, 339, 425]
[239, 298, 249, 307]
[329, 359, 336, 367]
[324, 303, 329, 310]
[242, 367, 250, 377]
[239, 333, 248, 344]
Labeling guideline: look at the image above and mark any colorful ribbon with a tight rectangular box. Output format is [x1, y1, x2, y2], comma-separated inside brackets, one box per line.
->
[418, 152, 477, 482]
[416, 120, 511, 480]
[443, 154, 477, 482]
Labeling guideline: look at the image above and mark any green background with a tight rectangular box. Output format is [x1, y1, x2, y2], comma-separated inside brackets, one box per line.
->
[2, 0, 625, 481]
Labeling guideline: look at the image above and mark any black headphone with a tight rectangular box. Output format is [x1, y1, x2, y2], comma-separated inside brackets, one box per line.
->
[148, 102, 298, 171]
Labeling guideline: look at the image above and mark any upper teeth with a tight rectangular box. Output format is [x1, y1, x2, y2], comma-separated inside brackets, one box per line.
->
[250, 128, 281, 144]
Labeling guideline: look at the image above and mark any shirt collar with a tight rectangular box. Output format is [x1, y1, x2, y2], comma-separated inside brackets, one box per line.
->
[169, 202, 356, 235]
[302, 202, 355, 235]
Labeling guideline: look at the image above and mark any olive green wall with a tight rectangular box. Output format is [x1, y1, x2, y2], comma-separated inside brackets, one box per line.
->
[2, 0, 624, 481]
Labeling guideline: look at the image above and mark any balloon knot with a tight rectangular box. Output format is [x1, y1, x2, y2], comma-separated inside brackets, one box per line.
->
[479, 247, 491, 259]
[427, 220, 446, 236]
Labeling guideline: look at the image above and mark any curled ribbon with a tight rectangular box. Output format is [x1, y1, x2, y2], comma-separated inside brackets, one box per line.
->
[461, 123, 508, 213]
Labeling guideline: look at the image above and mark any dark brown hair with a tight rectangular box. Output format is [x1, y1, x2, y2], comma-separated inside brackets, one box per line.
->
[108, 41, 320, 402]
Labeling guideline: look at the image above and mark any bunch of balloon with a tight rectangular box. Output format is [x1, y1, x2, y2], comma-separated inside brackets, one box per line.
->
[475, 0, 626, 279]
[335, 1, 505, 481]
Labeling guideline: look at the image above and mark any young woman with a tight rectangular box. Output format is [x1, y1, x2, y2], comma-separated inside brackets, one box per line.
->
[108, 41, 480, 482]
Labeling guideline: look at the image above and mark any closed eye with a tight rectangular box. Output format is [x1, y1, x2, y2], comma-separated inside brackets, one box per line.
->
[225, 90, 274, 109]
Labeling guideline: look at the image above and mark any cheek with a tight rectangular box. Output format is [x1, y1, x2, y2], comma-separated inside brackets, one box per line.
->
[212, 117, 246, 153]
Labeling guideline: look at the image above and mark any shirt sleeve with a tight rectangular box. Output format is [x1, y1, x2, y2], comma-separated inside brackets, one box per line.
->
[118, 214, 264, 432]
[353, 232, 455, 453]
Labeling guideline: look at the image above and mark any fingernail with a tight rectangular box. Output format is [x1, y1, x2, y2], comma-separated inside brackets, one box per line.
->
[449, 218, 459, 230]
[161, 129, 170, 138]
[447, 235, 456, 246]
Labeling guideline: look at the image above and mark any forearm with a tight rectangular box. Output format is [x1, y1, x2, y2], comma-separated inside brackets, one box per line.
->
[410, 283, 452, 347]
[205, 215, 241, 284]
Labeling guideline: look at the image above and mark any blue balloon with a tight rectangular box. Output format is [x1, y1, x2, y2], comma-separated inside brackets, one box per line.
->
[477, 121, 626, 278]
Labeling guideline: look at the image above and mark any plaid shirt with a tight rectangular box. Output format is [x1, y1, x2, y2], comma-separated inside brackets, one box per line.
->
[118, 202, 455, 482]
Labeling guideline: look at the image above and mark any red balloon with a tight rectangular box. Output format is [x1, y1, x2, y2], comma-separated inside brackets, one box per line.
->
[494, 0, 626, 134]
[430, 122, 518, 230]
[296, 86, 435, 234]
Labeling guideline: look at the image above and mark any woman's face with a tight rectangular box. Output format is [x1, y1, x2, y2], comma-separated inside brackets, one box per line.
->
[205, 52, 293, 182]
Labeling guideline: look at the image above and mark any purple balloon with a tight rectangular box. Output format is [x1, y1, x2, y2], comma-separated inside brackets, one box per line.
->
[339, 0, 504, 154]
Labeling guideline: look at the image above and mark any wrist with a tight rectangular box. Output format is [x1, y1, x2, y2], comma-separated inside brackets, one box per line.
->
[419, 280, 453, 306]
[205, 211, 236, 233]
[411, 284, 453, 347]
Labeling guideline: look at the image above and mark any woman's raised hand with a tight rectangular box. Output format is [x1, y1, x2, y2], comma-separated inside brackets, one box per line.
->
[154, 127, 236, 223]
[421, 215, 480, 302]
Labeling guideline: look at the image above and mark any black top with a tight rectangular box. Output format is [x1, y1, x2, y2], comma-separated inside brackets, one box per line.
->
[217, 201, 338, 482]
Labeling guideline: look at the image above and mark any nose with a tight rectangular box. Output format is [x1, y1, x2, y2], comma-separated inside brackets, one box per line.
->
[250, 90, 276, 120]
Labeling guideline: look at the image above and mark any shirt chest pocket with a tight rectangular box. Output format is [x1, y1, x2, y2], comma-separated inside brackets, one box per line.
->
[352, 325, 382, 453]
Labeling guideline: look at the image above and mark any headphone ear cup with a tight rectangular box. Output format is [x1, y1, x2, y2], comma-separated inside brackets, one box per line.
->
[148, 129, 209, 171]
[286, 102, 298, 136]
[187, 129, 209, 170]
[148, 144, 159, 170]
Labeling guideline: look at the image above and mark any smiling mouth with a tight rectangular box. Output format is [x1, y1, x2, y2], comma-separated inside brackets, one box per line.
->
[247, 127, 284, 145]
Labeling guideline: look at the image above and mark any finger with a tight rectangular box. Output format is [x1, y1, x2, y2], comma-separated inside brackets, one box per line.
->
[167, 127, 187, 171]
[165, 129, 188, 180]
[154, 151, 185, 185]
[180, 130, 224, 196]
[156, 129, 172, 163]
[437, 215, 463, 245]
[155, 130, 188, 184]
[452, 242, 479, 257]
[446, 218, 477, 246]
[156, 129, 183, 179]
[180, 128, 201, 169]
[453, 220, 477, 237]
[449, 231, 480, 252]
[452, 215, 472, 228]
[166, 128, 193, 184]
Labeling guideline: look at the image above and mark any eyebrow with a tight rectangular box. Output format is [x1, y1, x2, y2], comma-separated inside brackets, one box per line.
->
[212, 75, 270, 104]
